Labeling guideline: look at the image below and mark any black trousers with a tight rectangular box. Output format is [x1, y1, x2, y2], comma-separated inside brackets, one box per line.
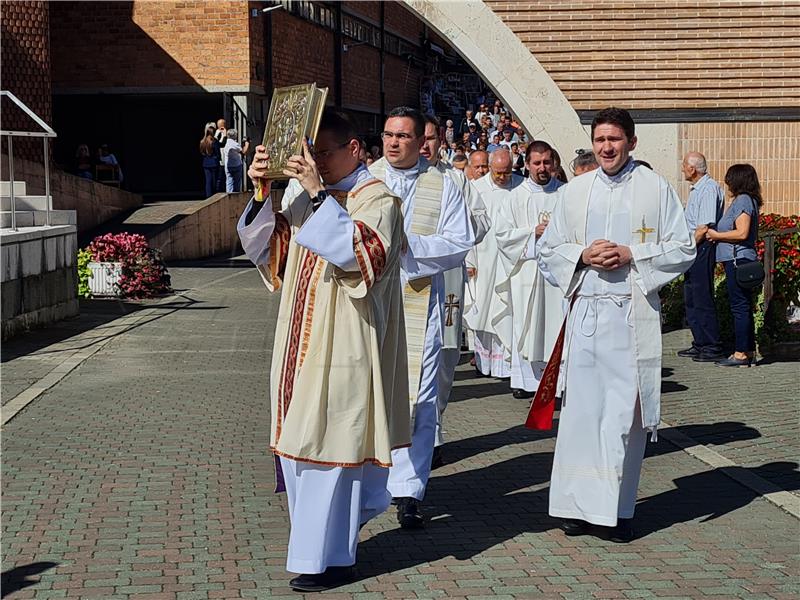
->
[683, 241, 721, 352]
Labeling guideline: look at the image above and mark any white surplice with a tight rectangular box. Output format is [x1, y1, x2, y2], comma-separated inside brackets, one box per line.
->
[537, 161, 695, 526]
[494, 177, 564, 392]
[436, 163, 491, 446]
[370, 159, 474, 500]
[238, 165, 405, 573]
[463, 172, 524, 377]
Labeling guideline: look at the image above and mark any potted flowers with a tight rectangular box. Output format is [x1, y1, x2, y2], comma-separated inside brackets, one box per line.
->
[82, 232, 172, 298]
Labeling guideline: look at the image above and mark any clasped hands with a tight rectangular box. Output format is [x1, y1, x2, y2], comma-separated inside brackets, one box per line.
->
[581, 239, 632, 270]
[248, 139, 325, 209]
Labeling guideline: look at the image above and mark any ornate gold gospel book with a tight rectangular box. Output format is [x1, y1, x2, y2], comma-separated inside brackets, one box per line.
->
[261, 83, 329, 180]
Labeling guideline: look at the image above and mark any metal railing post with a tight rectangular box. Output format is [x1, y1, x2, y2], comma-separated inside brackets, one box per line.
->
[8, 135, 16, 231]
[43, 137, 51, 226]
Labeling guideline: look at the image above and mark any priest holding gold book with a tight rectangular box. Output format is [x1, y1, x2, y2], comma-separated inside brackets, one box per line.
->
[237, 109, 409, 592]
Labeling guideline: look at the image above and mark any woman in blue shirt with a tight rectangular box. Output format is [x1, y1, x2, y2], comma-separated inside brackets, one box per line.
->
[705, 164, 761, 366]
[199, 123, 222, 198]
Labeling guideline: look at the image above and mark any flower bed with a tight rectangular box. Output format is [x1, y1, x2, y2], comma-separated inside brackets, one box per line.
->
[79, 232, 172, 299]
[660, 212, 800, 355]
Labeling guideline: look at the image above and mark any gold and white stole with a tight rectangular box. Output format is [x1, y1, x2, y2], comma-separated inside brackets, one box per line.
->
[403, 164, 443, 407]
[369, 158, 443, 407]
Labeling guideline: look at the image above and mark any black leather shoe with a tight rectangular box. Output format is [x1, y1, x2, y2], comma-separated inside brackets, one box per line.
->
[396, 497, 424, 529]
[692, 350, 726, 362]
[431, 446, 444, 470]
[560, 519, 588, 536]
[512, 388, 535, 400]
[716, 355, 754, 367]
[289, 566, 355, 592]
[608, 518, 634, 543]
[676, 346, 700, 357]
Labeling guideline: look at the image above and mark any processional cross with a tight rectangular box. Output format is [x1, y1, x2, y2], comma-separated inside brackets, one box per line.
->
[444, 293, 460, 327]
[633, 215, 655, 243]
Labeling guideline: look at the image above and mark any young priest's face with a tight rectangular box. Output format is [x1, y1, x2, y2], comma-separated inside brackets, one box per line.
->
[419, 122, 442, 163]
[382, 117, 423, 170]
[313, 129, 359, 185]
[592, 123, 637, 176]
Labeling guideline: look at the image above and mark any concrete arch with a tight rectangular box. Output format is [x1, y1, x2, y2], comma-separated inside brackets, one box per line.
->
[401, 0, 589, 159]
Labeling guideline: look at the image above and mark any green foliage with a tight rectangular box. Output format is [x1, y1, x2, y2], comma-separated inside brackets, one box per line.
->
[77, 248, 93, 299]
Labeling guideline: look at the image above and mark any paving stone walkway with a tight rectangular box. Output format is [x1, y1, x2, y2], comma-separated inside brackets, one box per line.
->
[2, 259, 798, 599]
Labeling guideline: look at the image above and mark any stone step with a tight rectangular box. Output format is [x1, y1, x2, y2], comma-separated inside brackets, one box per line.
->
[0, 181, 27, 196]
[0, 210, 77, 228]
[0, 195, 53, 211]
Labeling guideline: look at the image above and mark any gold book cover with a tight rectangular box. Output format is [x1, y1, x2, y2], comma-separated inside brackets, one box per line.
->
[261, 83, 329, 180]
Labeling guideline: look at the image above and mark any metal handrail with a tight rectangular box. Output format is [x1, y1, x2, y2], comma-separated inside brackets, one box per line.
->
[1, 90, 57, 230]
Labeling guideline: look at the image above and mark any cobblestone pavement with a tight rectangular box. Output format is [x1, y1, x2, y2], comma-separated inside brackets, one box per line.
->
[2, 260, 798, 599]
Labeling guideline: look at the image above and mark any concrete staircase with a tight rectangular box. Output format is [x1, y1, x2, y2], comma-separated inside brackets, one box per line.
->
[1, 180, 76, 228]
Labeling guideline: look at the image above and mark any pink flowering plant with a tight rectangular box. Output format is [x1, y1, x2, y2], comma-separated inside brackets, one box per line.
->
[86, 232, 171, 298]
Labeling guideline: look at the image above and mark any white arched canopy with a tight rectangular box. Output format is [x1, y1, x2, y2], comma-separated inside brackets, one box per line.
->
[401, 0, 589, 160]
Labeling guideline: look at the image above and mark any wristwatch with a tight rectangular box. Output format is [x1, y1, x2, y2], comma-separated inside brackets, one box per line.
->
[311, 190, 327, 212]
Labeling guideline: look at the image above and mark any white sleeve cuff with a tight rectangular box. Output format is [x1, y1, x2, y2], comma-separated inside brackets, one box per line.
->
[295, 196, 359, 271]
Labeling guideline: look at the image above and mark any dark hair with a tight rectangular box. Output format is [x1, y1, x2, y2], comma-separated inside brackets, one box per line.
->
[387, 106, 425, 137]
[423, 114, 440, 129]
[570, 148, 598, 173]
[319, 109, 358, 145]
[724, 163, 763, 207]
[525, 139, 553, 161]
[591, 107, 635, 141]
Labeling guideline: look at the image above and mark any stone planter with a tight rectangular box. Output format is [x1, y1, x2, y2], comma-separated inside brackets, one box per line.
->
[88, 261, 122, 297]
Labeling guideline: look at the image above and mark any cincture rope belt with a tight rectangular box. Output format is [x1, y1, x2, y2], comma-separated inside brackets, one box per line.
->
[575, 294, 633, 337]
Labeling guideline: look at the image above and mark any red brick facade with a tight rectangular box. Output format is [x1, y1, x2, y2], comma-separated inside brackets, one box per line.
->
[0, 1, 52, 159]
[50, 1, 254, 91]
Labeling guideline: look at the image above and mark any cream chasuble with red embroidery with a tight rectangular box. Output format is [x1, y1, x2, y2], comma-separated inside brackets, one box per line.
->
[238, 172, 410, 468]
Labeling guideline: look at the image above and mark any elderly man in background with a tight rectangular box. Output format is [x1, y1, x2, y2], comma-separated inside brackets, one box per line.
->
[678, 151, 725, 362]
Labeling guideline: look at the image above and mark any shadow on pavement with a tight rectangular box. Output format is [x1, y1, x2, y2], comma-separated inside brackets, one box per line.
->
[1, 562, 58, 598]
[357, 452, 556, 579]
[634, 461, 800, 539]
[1, 299, 148, 361]
[353, 423, 791, 578]
[1, 296, 225, 362]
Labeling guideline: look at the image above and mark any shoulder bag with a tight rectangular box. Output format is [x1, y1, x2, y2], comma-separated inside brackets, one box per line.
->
[733, 197, 764, 289]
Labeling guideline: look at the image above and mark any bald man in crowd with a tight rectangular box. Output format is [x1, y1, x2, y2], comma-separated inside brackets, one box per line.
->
[678, 151, 725, 362]
[466, 150, 489, 181]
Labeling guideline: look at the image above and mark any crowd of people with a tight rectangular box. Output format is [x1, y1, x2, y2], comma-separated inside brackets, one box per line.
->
[237, 103, 762, 593]
[199, 118, 251, 197]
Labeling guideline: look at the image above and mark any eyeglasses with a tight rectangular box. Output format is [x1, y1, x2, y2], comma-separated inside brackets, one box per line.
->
[312, 141, 349, 160]
[381, 131, 416, 142]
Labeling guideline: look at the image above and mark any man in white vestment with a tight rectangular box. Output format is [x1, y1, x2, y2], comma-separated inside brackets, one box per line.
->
[369, 107, 474, 528]
[238, 111, 410, 591]
[464, 149, 523, 379]
[420, 115, 491, 462]
[537, 108, 695, 542]
[494, 141, 564, 400]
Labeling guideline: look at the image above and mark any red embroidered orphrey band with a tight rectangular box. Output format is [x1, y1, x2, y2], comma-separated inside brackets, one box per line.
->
[525, 313, 568, 430]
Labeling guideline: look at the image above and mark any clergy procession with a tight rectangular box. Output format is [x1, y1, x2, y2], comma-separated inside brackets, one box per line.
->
[238, 104, 704, 592]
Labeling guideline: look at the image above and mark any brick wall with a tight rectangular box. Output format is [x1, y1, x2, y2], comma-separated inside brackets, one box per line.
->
[678, 122, 800, 217]
[270, 11, 335, 91]
[486, 0, 800, 111]
[50, 1, 254, 91]
[0, 1, 52, 160]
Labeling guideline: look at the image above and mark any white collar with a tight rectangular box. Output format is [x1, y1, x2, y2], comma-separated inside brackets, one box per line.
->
[326, 164, 371, 191]
[597, 159, 636, 187]
[385, 158, 421, 179]
[525, 176, 560, 193]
